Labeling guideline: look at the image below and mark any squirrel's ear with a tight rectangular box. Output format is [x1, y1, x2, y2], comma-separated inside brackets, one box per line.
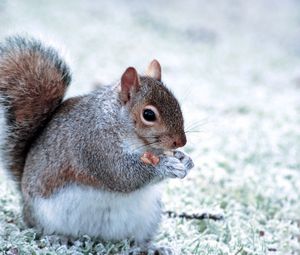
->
[120, 67, 140, 104]
[146, 59, 161, 81]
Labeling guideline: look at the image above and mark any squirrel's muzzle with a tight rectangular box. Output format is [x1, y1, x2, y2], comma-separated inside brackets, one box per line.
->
[172, 134, 187, 148]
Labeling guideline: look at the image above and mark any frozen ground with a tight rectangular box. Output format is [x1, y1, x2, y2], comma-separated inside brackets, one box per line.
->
[0, 0, 299, 254]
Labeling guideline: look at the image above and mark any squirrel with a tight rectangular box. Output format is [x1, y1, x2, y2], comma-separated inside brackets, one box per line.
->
[0, 35, 194, 254]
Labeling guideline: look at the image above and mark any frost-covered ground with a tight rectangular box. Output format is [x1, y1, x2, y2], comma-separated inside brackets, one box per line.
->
[0, 0, 299, 254]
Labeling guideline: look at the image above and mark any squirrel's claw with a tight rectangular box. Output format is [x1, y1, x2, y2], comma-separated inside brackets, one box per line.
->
[174, 150, 194, 170]
[160, 151, 194, 179]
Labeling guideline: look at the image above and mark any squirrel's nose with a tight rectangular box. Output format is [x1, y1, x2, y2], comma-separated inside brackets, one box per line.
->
[172, 134, 187, 148]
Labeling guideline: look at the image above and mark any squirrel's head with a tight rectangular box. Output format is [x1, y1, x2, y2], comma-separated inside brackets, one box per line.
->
[119, 60, 186, 151]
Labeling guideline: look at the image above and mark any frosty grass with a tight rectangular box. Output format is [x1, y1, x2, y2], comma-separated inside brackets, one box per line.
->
[0, 0, 299, 254]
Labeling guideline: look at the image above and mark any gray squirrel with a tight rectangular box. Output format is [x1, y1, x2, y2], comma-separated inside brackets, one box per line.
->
[0, 35, 194, 254]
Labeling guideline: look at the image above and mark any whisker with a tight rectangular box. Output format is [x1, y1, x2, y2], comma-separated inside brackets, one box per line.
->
[180, 87, 193, 102]
[185, 130, 204, 133]
[122, 134, 159, 140]
[132, 140, 161, 153]
[120, 135, 160, 149]
[185, 119, 209, 133]
[185, 120, 207, 131]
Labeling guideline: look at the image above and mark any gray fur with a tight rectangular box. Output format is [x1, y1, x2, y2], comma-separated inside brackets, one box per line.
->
[0, 35, 194, 247]
[23, 84, 193, 195]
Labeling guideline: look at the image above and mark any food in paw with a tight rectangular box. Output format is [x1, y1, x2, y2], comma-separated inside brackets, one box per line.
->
[141, 152, 160, 166]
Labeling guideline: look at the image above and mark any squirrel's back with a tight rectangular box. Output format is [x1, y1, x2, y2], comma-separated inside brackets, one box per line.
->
[0, 35, 71, 186]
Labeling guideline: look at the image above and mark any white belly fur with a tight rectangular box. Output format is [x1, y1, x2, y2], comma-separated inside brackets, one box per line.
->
[33, 184, 162, 242]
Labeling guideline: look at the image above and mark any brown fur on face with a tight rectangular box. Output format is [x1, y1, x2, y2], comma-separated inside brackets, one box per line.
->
[128, 76, 186, 150]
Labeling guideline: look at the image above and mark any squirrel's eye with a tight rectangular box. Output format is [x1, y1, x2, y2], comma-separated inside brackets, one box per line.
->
[140, 105, 159, 125]
[143, 109, 156, 122]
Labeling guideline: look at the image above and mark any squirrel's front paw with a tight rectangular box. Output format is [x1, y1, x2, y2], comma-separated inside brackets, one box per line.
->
[160, 157, 187, 179]
[174, 150, 194, 171]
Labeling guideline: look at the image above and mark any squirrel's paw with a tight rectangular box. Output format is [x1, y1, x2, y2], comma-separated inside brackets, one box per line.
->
[161, 157, 187, 179]
[174, 150, 194, 171]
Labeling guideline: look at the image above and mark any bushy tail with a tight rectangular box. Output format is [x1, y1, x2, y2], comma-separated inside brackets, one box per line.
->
[0, 35, 71, 185]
